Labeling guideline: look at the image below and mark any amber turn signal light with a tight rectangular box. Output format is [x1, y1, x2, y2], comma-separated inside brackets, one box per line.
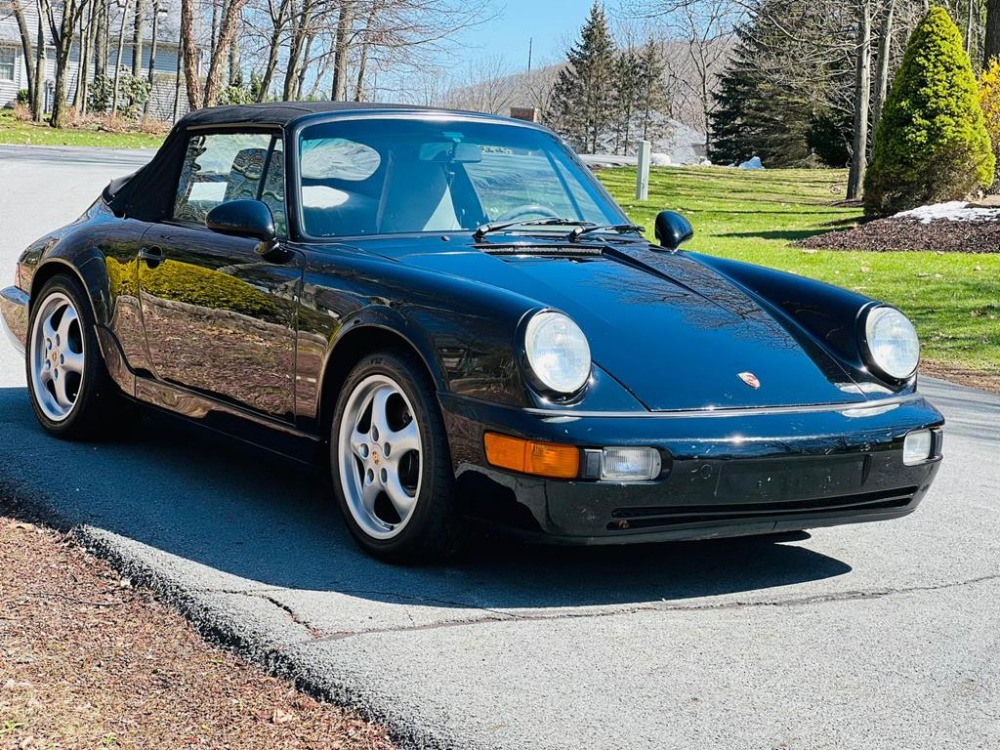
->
[484, 433, 580, 479]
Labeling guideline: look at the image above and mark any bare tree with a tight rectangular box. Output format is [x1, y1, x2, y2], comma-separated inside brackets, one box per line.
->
[110, 0, 130, 113]
[847, 0, 873, 199]
[203, 0, 251, 105]
[2, 0, 35, 108]
[987, 0, 1000, 67]
[40, 0, 93, 126]
[180, 0, 201, 107]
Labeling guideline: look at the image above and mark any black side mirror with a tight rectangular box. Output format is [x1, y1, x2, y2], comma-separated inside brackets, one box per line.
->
[654, 211, 694, 250]
[206, 199, 276, 244]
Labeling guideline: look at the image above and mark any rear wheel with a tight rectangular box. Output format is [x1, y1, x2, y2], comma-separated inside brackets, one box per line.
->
[26, 275, 132, 439]
[331, 350, 459, 563]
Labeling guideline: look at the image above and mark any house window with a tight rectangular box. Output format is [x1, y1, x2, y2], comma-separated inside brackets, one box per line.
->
[0, 48, 15, 82]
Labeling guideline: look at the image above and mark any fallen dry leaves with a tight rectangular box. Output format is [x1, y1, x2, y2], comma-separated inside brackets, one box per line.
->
[0, 516, 396, 750]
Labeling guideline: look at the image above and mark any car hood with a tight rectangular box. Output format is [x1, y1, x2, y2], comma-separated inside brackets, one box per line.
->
[371, 239, 871, 411]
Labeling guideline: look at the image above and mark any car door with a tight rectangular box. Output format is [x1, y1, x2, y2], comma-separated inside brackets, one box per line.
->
[137, 129, 301, 423]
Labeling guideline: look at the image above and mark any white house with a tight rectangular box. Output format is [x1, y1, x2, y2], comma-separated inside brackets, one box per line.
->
[0, 3, 189, 121]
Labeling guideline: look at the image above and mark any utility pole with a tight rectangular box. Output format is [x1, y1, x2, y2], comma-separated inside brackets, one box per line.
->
[527, 37, 532, 74]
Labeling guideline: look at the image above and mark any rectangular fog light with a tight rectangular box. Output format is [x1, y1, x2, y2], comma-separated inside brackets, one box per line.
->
[903, 430, 933, 466]
[600, 447, 662, 481]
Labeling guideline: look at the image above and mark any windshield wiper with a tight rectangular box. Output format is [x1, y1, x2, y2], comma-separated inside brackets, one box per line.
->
[568, 223, 645, 242]
[474, 217, 591, 241]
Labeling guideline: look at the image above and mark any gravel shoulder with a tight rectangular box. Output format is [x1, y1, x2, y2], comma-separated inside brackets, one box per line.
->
[0, 513, 395, 750]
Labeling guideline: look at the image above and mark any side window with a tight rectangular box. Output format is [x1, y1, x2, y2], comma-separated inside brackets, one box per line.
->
[173, 132, 280, 229]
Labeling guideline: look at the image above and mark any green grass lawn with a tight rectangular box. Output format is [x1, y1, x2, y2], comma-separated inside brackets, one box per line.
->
[0, 111, 165, 149]
[599, 166, 1000, 374]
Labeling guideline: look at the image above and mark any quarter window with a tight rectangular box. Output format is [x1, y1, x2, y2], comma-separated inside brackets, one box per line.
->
[0, 48, 16, 82]
[173, 132, 287, 236]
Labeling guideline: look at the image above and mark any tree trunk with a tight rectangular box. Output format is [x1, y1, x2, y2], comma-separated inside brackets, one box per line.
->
[229, 33, 240, 85]
[31, 13, 46, 121]
[132, 0, 145, 78]
[9, 0, 34, 107]
[95, 0, 108, 79]
[873, 0, 894, 129]
[145, 0, 160, 116]
[986, 0, 1000, 68]
[202, 0, 250, 106]
[72, 3, 86, 109]
[354, 43, 369, 101]
[283, 0, 313, 101]
[331, 0, 354, 101]
[111, 0, 130, 114]
[50, 12, 75, 127]
[353, 0, 377, 101]
[180, 0, 202, 109]
[847, 0, 872, 201]
[294, 33, 313, 99]
[258, 0, 291, 102]
[173, 28, 183, 120]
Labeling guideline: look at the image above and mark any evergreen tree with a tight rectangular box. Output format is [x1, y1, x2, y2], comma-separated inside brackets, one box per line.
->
[709, 0, 854, 167]
[611, 48, 643, 155]
[636, 38, 672, 147]
[865, 8, 995, 215]
[548, 2, 617, 153]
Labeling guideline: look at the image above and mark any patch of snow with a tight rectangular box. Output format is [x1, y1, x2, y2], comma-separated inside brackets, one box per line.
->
[651, 152, 672, 167]
[894, 201, 1000, 224]
[739, 156, 765, 170]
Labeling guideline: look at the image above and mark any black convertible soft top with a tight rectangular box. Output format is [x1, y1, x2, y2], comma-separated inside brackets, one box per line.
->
[105, 101, 481, 222]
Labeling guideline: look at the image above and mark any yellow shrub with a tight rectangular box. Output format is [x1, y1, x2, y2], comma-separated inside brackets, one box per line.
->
[979, 60, 1000, 189]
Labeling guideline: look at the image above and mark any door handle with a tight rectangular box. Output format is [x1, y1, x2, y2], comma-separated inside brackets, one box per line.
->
[138, 246, 164, 267]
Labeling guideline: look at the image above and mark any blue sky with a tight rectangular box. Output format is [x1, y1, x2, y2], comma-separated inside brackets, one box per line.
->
[450, 0, 596, 74]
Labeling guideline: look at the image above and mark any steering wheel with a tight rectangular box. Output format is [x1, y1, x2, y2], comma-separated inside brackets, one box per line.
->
[493, 204, 562, 223]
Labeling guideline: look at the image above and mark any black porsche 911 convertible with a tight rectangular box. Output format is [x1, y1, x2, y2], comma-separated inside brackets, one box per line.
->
[0, 102, 944, 562]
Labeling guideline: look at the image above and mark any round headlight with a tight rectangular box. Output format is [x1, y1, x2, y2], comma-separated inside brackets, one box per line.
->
[864, 306, 919, 380]
[524, 311, 592, 394]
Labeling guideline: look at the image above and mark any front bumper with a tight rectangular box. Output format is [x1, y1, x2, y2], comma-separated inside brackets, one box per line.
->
[442, 392, 944, 544]
[1, 285, 28, 354]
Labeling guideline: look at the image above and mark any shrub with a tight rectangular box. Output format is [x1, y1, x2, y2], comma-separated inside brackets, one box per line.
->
[864, 7, 995, 216]
[979, 60, 1000, 192]
[88, 73, 152, 120]
[15, 89, 29, 105]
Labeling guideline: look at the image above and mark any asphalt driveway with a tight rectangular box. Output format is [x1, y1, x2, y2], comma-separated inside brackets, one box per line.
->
[1, 145, 998, 749]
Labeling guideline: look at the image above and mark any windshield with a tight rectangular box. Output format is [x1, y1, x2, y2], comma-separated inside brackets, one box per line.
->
[297, 118, 626, 237]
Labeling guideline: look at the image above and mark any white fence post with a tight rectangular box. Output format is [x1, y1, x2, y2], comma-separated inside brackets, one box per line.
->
[636, 140, 651, 201]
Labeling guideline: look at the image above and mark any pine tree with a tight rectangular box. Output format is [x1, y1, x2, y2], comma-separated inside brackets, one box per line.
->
[548, 2, 617, 153]
[611, 48, 642, 155]
[709, 0, 853, 167]
[865, 7, 996, 215]
[636, 38, 672, 147]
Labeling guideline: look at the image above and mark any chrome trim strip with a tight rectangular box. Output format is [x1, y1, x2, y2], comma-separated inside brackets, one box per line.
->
[521, 393, 922, 420]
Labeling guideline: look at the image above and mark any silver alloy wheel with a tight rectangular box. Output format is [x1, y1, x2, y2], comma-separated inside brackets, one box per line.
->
[338, 374, 423, 540]
[29, 291, 86, 423]
[30, 292, 86, 422]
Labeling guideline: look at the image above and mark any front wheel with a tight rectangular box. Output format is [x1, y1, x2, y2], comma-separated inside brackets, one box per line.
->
[330, 350, 459, 563]
[26, 275, 132, 439]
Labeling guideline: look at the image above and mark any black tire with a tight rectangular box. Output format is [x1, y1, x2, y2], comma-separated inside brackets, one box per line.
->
[25, 274, 134, 440]
[330, 349, 460, 564]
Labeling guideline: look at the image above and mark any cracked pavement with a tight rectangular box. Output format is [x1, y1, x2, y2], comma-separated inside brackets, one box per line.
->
[1, 146, 998, 749]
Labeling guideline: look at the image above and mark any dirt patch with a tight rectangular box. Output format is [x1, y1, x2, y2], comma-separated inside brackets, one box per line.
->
[0, 515, 395, 750]
[922, 361, 1000, 395]
[796, 217, 1000, 253]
